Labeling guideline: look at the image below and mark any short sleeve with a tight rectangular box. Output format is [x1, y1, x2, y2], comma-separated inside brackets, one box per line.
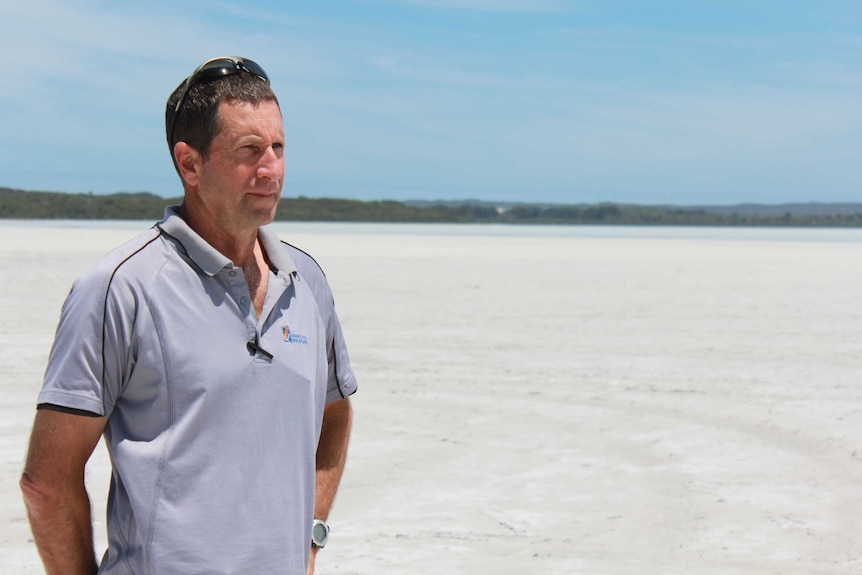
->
[326, 304, 358, 402]
[39, 266, 134, 418]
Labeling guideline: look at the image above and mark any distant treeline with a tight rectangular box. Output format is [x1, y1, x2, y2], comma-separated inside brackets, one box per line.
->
[2, 187, 861, 227]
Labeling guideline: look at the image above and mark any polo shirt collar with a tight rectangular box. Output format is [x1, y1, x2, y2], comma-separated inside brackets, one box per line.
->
[157, 206, 297, 277]
[258, 225, 298, 276]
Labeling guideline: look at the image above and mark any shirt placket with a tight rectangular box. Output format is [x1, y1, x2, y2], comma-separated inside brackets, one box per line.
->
[220, 266, 293, 362]
[221, 265, 258, 353]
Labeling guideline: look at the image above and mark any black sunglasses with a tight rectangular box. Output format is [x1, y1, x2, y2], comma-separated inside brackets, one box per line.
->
[167, 57, 270, 148]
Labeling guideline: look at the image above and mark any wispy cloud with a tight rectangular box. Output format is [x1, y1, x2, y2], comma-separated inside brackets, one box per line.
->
[389, 0, 570, 12]
[369, 54, 535, 89]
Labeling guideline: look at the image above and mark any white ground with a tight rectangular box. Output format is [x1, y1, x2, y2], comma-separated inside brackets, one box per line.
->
[2, 222, 860, 574]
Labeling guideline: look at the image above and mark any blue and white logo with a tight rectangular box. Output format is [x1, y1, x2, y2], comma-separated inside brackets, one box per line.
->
[282, 325, 308, 345]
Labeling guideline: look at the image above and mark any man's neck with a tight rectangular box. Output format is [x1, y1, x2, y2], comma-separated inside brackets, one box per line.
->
[178, 202, 259, 267]
[178, 203, 271, 318]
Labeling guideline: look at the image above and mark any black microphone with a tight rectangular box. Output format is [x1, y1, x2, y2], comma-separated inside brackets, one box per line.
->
[246, 339, 274, 360]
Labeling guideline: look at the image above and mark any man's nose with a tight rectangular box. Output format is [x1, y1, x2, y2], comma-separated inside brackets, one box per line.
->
[257, 147, 283, 181]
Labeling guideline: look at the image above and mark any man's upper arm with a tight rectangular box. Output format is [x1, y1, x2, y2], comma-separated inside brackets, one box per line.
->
[22, 409, 107, 493]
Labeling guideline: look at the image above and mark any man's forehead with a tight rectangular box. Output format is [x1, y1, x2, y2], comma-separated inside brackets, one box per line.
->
[215, 100, 284, 136]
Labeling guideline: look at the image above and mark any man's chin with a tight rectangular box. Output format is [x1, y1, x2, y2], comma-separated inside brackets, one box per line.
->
[236, 199, 279, 228]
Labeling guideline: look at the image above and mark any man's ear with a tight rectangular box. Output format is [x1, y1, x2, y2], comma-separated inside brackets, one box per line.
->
[174, 142, 202, 188]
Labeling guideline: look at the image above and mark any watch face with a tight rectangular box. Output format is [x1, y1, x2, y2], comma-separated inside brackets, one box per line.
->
[313, 522, 329, 545]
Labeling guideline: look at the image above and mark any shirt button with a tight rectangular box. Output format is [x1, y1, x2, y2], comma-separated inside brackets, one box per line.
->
[241, 296, 249, 305]
[228, 270, 238, 277]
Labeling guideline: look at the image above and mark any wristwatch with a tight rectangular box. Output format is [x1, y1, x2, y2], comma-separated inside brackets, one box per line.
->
[311, 519, 330, 549]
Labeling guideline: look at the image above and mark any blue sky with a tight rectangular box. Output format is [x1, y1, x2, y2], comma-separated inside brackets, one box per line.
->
[1, 1, 860, 205]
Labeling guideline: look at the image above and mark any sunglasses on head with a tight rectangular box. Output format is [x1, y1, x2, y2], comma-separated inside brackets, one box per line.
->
[168, 56, 270, 148]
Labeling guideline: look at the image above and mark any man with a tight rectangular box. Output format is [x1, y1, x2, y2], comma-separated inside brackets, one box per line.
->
[20, 56, 357, 574]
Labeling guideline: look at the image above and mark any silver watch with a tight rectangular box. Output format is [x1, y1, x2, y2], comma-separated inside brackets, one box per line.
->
[311, 519, 330, 549]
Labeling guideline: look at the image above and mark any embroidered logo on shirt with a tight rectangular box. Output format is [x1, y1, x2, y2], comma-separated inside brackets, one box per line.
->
[282, 325, 308, 345]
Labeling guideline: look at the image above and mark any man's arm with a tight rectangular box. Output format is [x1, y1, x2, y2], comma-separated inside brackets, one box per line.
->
[308, 397, 353, 574]
[20, 409, 107, 575]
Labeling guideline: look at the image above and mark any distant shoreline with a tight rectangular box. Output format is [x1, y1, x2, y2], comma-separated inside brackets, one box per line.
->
[2, 186, 861, 227]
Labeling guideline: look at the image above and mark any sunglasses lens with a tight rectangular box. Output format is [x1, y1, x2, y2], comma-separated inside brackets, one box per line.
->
[190, 57, 269, 86]
[195, 58, 242, 81]
[239, 59, 269, 82]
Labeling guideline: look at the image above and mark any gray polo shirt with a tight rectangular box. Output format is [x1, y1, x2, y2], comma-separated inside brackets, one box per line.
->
[38, 207, 357, 574]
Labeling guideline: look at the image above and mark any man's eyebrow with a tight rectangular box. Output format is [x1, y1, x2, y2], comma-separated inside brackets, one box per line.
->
[234, 134, 266, 146]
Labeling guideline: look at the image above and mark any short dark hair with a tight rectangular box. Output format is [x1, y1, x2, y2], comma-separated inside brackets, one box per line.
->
[165, 67, 279, 172]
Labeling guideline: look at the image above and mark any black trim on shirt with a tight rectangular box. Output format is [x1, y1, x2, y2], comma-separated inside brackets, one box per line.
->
[37, 403, 102, 417]
[281, 241, 328, 277]
[100, 231, 162, 401]
[282, 241, 355, 400]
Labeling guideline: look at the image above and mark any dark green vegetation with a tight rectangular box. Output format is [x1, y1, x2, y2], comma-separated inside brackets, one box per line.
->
[2, 187, 861, 226]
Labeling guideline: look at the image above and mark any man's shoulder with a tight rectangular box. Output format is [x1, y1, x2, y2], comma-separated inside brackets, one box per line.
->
[73, 226, 170, 291]
[277, 241, 335, 306]
[280, 242, 326, 280]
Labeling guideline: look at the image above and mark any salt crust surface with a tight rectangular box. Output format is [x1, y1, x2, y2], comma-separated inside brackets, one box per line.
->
[1, 223, 860, 574]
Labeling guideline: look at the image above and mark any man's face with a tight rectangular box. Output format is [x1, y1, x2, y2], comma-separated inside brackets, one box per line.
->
[194, 100, 285, 232]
